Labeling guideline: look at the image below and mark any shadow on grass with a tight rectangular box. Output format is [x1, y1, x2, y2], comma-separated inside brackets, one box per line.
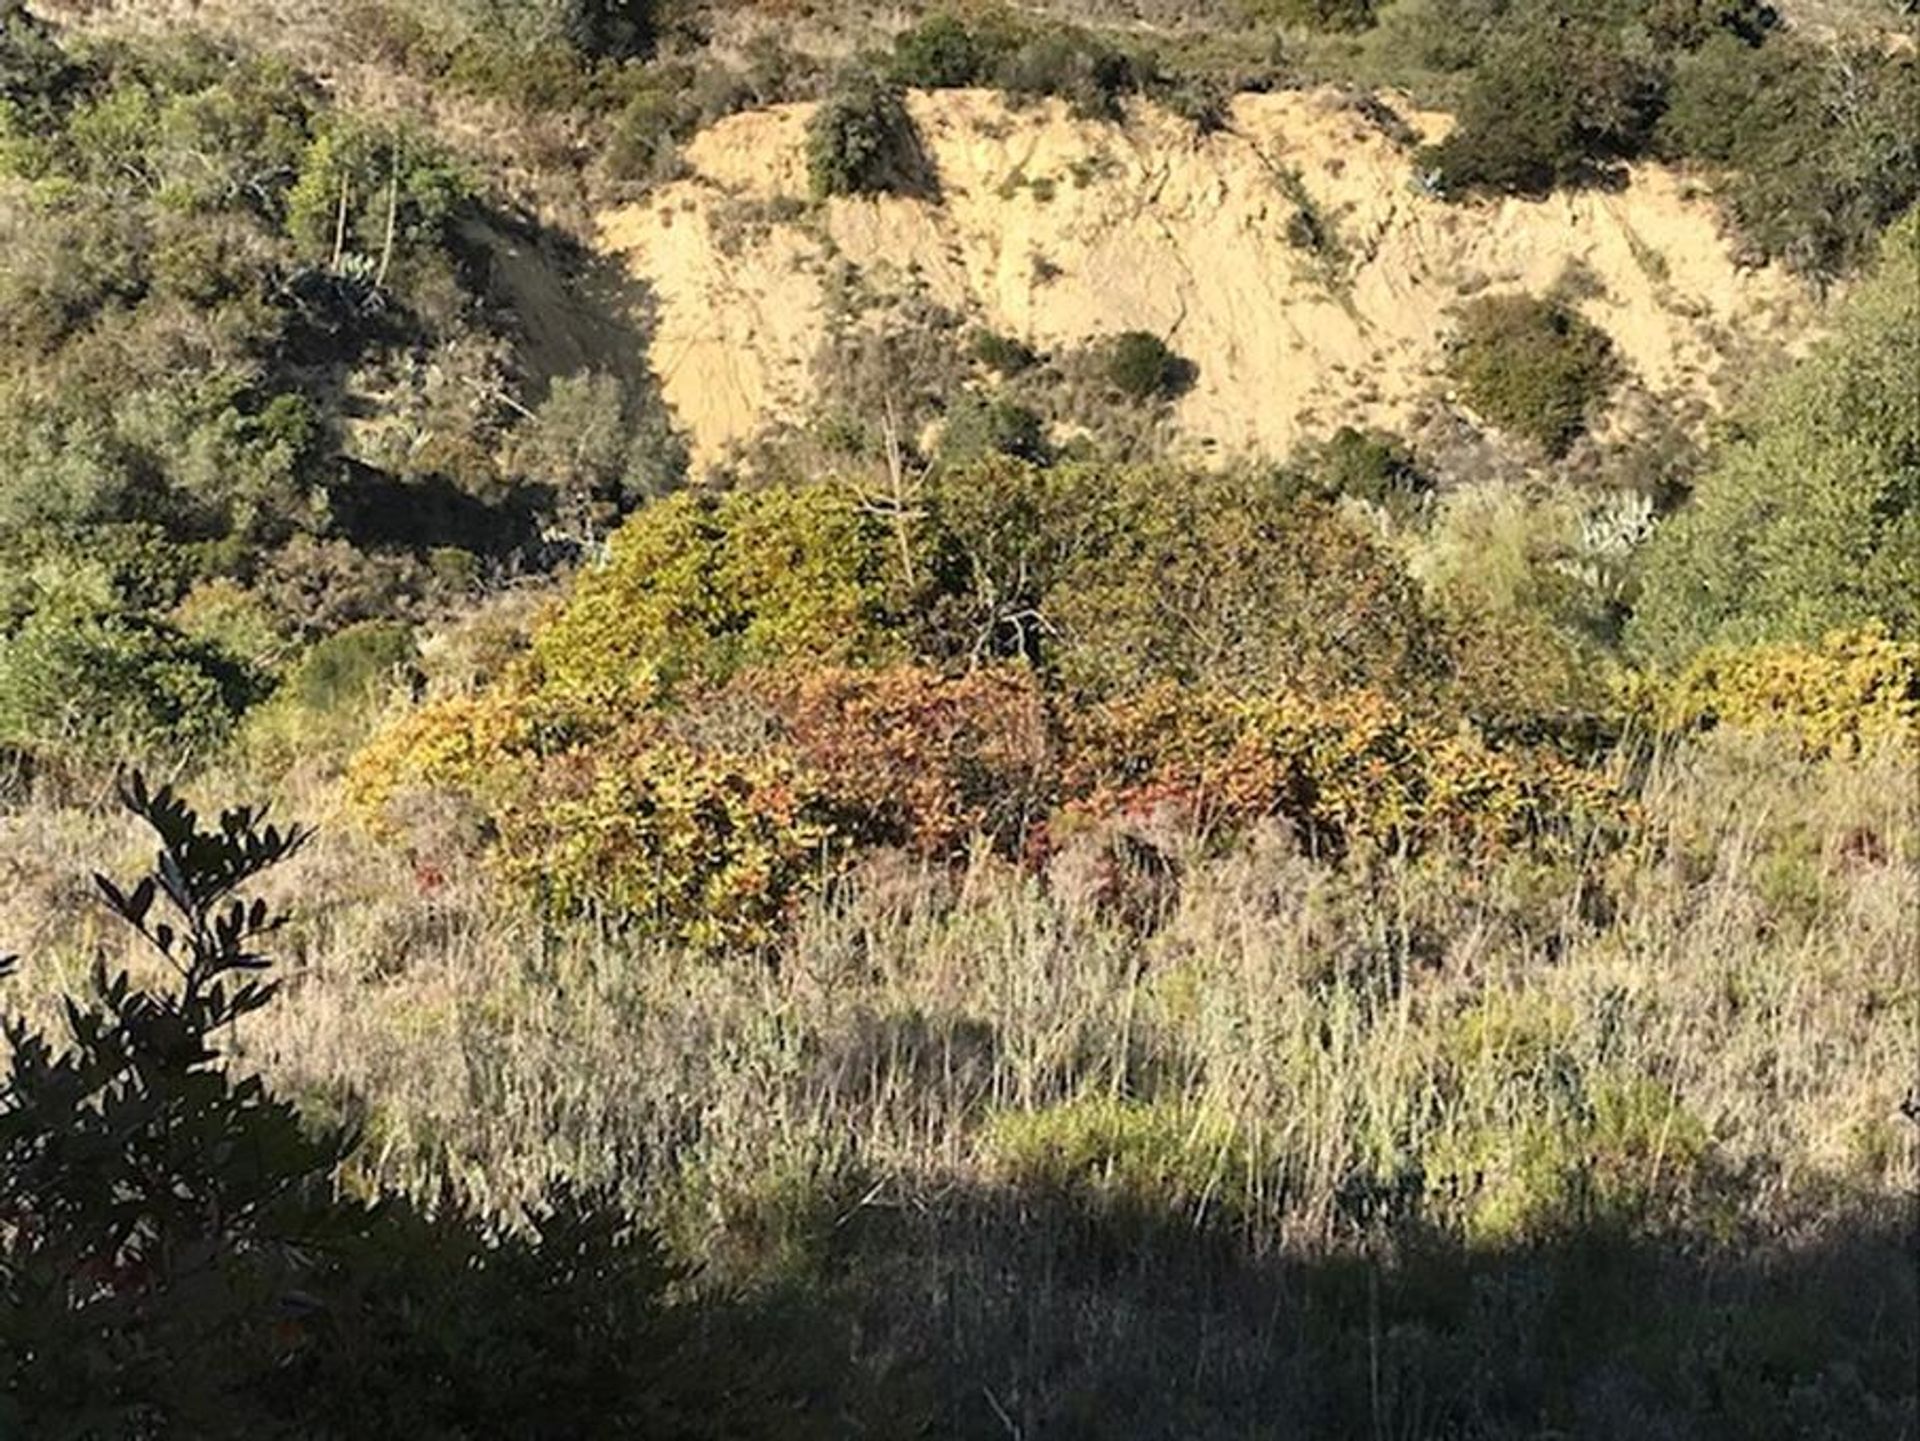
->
[777, 1178, 1918, 1440]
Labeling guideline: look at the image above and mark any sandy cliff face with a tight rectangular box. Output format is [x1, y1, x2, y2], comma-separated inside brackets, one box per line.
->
[599, 88, 1811, 474]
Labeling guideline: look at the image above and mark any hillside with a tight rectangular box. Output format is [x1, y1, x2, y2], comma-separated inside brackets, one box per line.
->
[1, 2, 1916, 1438]
[605, 87, 1809, 472]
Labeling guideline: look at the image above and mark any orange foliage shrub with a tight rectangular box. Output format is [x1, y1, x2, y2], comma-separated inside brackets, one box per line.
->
[743, 663, 1057, 858]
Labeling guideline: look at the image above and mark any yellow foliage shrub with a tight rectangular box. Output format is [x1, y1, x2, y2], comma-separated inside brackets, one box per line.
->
[1653, 626, 1918, 756]
[529, 484, 907, 715]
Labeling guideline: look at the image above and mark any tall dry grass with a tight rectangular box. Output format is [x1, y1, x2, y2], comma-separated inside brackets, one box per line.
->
[3, 732, 1914, 1433]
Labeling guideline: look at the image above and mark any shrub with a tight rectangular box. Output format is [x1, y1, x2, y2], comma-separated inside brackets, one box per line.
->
[1629, 213, 1920, 663]
[806, 70, 917, 198]
[1297, 425, 1432, 513]
[1426, 2, 1664, 195]
[1040, 475, 1449, 700]
[0, 605, 258, 770]
[1245, 0, 1378, 31]
[1678, 40, 1918, 279]
[1449, 294, 1620, 455]
[745, 663, 1057, 857]
[937, 391, 1050, 465]
[889, 12, 986, 89]
[0, 776, 769, 1437]
[531, 483, 906, 713]
[1650, 626, 1918, 757]
[509, 369, 687, 543]
[1061, 684, 1624, 858]
[499, 734, 836, 948]
[1642, 0, 1777, 50]
[1100, 330, 1190, 402]
[967, 327, 1038, 374]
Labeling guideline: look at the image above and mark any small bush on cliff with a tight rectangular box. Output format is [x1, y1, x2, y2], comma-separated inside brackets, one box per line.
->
[807, 70, 918, 198]
[1449, 295, 1620, 455]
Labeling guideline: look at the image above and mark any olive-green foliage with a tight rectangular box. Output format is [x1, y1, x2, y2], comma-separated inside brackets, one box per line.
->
[917, 460, 1448, 697]
[1245, 0, 1378, 30]
[285, 619, 418, 715]
[1427, 0, 1665, 195]
[967, 327, 1038, 375]
[937, 392, 1050, 465]
[887, 12, 988, 89]
[1449, 295, 1621, 455]
[0, 604, 259, 768]
[509, 369, 688, 541]
[806, 69, 917, 198]
[531, 483, 905, 712]
[0, 17, 669, 774]
[885, 10, 1161, 122]
[1290, 425, 1432, 516]
[1662, 37, 1918, 277]
[1100, 330, 1190, 402]
[1630, 212, 1920, 665]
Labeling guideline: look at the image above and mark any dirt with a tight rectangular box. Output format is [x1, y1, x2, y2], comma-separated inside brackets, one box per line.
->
[597, 87, 1814, 476]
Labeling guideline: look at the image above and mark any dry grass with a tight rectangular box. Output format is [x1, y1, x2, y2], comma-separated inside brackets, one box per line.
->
[3, 732, 1914, 1432]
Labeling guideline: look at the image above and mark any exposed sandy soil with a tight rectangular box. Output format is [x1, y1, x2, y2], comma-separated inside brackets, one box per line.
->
[599, 88, 1814, 475]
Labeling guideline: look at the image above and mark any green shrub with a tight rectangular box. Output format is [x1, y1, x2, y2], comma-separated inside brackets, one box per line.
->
[968, 327, 1038, 374]
[509, 369, 686, 542]
[889, 12, 987, 88]
[1300, 425, 1432, 513]
[0, 605, 259, 769]
[1100, 330, 1190, 402]
[997, 28, 1143, 121]
[937, 392, 1050, 465]
[1449, 294, 1620, 455]
[806, 70, 918, 198]
[1245, 0, 1378, 31]
[1629, 212, 1920, 663]
[286, 618, 418, 713]
[1679, 40, 1918, 278]
[1426, 2, 1663, 195]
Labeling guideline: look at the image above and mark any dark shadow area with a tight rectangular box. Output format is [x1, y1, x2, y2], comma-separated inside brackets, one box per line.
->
[325, 457, 537, 556]
[801, 1181, 1919, 1440]
[454, 208, 661, 404]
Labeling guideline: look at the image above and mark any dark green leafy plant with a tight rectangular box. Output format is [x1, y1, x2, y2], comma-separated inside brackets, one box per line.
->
[806, 69, 919, 198]
[0, 776, 800, 1437]
[1101, 331, 1192, 403]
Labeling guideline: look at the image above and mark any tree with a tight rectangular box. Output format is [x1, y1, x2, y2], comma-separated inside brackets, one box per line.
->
[1629, 210, 1920, 665]
[806, 70, 919, 198]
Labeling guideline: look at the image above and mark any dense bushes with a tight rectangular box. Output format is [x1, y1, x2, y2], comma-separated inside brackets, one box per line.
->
[0, 14, 684, 782]
[1449, 295, 1621, 454]
[1651, 626, 1918, 757]
[1060, 684, 1622, 857]
[1630, 212, 1920, 664]
[1099, 330, 1191, 403]
[1422, 0, 1916, 279]
[348, 457, 1630, 941]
